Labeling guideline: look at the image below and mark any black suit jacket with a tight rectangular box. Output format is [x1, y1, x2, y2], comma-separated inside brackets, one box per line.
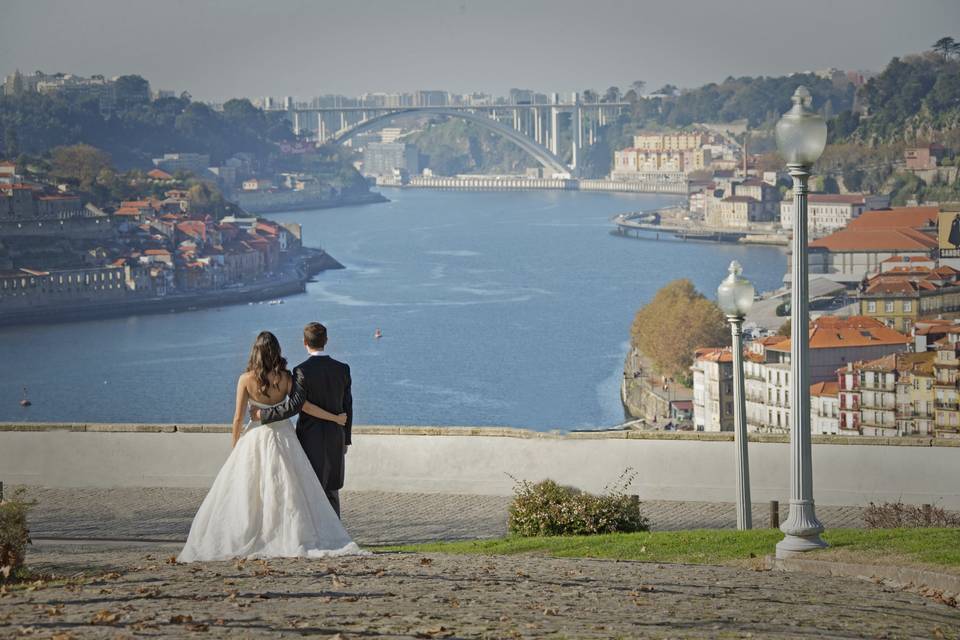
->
[260, 354, 353, 444]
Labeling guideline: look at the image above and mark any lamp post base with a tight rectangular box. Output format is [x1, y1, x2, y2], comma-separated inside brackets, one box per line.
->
[776, 499, 827, 558]
[775, 533, 828, 558]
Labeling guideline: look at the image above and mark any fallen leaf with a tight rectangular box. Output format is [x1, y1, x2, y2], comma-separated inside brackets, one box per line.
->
[46, 605, 64, 616]
[185, 623, 209, 632]
[170, 614, 194, 624]
[90, 609, 121, 625]
[419, 558, 433, 566]
[543, 607, 559, 616]
[165, 556, 179, 565]
[415, 627, 454, 638]
[331, 574, 347, 588]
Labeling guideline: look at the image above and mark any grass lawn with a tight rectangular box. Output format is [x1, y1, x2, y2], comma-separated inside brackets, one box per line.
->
[386, 528, 960, 572]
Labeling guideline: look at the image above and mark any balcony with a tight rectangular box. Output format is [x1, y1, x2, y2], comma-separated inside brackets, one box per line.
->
[935, 401, 960, 411]
[859, 383, 895, 392]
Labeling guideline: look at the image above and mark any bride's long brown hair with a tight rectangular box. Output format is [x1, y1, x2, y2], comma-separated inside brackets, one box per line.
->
[245, 331, 289, 396]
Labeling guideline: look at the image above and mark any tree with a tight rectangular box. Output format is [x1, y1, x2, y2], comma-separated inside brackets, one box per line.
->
[630, 280, 729, 380]
[631, 80, 646, 95]
[3, 126, 19, 157]
[777, 319, 791, 337]
[50, 144, 112, 190]
[113, 75, 151, 107]
[603, 86, 621, 103]
[655, 84, 678, 97]
[933, 37, 957, 59]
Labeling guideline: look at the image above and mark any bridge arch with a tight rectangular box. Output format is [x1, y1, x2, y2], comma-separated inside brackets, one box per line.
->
[327, 108, 570, 175]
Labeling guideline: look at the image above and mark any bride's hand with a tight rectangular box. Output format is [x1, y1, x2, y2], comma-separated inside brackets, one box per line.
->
[335, 413, 348, 426]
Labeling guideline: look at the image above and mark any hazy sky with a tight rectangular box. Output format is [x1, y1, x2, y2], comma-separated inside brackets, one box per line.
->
[2, 0, 958, 101]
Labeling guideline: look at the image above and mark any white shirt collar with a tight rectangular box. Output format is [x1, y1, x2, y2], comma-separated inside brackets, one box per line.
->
[308, 349, 325, 357]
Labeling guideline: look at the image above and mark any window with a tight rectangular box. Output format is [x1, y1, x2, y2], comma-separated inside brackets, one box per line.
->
[904, 301, 913, 313]
[885, 301, 894, 313]
[868, 301, 876, 313]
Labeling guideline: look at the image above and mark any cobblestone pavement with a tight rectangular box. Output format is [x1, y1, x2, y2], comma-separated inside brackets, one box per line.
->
[18, 487, 867, 545]
[3, 545, 957, 639]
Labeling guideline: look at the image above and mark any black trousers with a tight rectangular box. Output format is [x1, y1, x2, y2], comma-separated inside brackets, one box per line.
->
[326, 489, 340, 518]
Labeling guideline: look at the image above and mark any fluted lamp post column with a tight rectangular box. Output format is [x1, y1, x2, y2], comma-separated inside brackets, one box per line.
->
[717, 260, 754, 530]
[775, 86, 828, 557]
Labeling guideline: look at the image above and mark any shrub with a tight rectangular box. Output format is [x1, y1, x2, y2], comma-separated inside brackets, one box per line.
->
[507, 470, 650, 537]
[863, 501, 960, 529]
[0, 489, 34, 581]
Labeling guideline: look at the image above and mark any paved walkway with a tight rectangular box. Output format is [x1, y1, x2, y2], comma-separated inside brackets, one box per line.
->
[18, 486, 867, 545]
[5, 545, 957, 638]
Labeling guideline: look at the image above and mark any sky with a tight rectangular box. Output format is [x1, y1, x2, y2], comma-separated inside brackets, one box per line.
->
[1, 0, 958, 101]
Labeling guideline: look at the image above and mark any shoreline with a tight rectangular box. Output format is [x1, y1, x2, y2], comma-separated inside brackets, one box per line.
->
[235, 191, 388, 214]
[0, 247, 344, 329]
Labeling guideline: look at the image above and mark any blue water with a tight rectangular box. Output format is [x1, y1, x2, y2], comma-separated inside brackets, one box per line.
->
[0, 189, 786, 430]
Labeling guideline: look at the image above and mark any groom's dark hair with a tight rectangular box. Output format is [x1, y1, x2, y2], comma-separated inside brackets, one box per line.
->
[304, 322, 328, 350]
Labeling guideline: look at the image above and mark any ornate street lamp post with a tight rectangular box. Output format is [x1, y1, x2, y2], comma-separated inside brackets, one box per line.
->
[775, 86, 828, 556]
[717, 260, 754, 530]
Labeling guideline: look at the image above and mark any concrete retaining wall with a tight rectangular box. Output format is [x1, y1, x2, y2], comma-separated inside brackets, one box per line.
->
[2, 424, 958, 507]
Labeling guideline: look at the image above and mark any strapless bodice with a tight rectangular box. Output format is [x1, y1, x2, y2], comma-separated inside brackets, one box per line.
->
[248, 399, 283, 409]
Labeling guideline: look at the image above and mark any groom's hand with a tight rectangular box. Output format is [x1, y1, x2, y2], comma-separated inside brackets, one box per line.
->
[343, 444, 350, 455]
[249, 406, 262, 423]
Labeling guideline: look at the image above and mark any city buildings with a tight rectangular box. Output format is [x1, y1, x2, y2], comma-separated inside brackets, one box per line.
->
[807, 206, 940, 284]
[362, 142, 419, 177]
[780, 193, 889, 235]
[691, 347, 734, 432]
[857, 262, 960, 332]
[696, 317, 911, 434]
[905, 144, 946, 171]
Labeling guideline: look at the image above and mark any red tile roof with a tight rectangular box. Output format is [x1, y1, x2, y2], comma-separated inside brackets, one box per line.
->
[147, 169, 173, 180]
[809, 227, 937, 252]
[694, 347, 733, 363]
[810, 381, 839, 397]
[769, 316, 910, 351]
[846, 206, 939, 230]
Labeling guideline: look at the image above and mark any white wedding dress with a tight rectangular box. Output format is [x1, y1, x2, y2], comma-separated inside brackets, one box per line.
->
[178, 399, 366, 562]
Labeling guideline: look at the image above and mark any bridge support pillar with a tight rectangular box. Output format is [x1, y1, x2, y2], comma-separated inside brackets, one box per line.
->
[549, 107, 559, 157]
[571, 103, 583, 170]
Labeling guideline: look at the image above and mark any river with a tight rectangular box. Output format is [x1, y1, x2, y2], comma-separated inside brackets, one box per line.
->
[0, 189, 787, 430]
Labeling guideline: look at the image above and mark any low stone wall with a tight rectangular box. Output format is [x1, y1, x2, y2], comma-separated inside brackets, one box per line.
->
[2, 423, 958, 507]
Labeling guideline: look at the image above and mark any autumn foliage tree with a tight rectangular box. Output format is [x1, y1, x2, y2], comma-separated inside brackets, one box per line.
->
[630, 279, 729, 381]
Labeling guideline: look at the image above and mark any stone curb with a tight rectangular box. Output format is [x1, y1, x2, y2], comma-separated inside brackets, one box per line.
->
[772, 555, 960, 595]
[2, 422, 959, 446]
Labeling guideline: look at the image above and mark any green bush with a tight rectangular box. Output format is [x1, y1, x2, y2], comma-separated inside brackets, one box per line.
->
[0, 490, 34, 581]
[507, 470, 650, 537]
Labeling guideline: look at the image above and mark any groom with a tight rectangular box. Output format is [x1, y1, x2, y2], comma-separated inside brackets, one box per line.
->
[251, 322, 352, 517]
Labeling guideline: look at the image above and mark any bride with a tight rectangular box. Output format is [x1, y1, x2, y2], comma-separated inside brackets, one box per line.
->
[178, 331, 365, 562]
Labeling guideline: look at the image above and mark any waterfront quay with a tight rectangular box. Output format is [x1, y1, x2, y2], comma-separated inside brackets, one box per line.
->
[378, 174, 689, 195]
[612, 211, 789, 245]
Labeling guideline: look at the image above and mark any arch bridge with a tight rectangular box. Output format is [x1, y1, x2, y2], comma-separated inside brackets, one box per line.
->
[286, 100, 629, 174]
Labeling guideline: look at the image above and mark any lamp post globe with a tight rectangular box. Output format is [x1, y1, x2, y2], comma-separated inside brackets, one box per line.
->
[775, 86, 827, 167]
[717, 260, 755, 319]
[775, 84, 828, 557]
